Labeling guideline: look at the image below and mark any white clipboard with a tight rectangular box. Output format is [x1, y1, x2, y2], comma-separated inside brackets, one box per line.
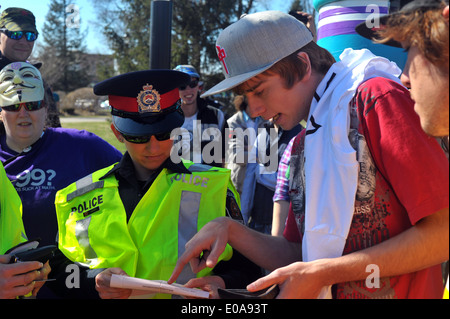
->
[110, 274, 210, 299]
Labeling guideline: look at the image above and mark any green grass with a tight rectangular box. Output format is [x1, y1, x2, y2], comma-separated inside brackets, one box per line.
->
[61, 118, 127, 154]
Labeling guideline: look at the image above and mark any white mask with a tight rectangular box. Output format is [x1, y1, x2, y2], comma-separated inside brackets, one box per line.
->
[0, 62, 44, 107]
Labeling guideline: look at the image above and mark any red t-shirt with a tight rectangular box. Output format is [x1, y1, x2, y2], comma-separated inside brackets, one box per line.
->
[284, 77, 449, 299]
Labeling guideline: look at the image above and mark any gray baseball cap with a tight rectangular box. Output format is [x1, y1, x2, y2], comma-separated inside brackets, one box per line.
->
[201, 11, 313, 98]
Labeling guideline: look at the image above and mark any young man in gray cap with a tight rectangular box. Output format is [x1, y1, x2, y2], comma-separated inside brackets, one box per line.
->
[51, 69, 260, 299]
[170, 11, 449, 299]
[0, 7, 60, 128]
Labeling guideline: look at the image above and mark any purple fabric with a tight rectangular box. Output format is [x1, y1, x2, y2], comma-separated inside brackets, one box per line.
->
[273, 136, 294, 202]
[0, 128, 123, 246]
[318, 20, 366, 38]
[319, 6, 388, 20]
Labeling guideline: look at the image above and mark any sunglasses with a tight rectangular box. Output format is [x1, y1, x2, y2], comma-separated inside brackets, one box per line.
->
[179, 79, 199, 90]
[121, 131, 172, 144]
[1, 101, 44, 112]
[0, 29, 38, 42]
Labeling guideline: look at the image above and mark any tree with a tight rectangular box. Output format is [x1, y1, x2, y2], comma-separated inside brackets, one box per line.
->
[171, 0, 258, 89]
[91, 0, 151, 74]
[37, 0, 90, 93]
[90, 0, 314, 89]
[92, 0, 258, 78]
[289, 0, 315, 13]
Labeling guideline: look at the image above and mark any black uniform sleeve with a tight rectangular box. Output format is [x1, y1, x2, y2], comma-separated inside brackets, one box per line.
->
[213, 250, 263, 289]
[45, 249, 102, 299]
[213, 189, 263, 288]
[225, 189, 245, 224]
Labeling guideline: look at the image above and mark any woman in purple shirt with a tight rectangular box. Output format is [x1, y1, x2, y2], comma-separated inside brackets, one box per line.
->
[0, 62, 122, 256]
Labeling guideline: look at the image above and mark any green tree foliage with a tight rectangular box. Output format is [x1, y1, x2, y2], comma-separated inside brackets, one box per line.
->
[172, 0, 257, 89]
[90, 0, 313, 88]
[289, 0, 315, 13]
[91, 0, 151, 74]
[172, 0, 255, 69]
[92, 1, 256, 77]
[38, 0, 90, 93]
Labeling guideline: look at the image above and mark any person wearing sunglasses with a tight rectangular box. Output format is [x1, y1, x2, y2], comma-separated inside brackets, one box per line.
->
[50, 69, 261, 299]
[0, 7, 61, 129]
[174, 65, 227, 168]
[0, 7, 37, 65]
[0, 62, 123, 298]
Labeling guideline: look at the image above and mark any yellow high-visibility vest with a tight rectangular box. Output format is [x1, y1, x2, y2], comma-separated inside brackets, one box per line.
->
[55, 160, 236, 298]
[0, 162, 26, 254]
[444, 276, 449, 299]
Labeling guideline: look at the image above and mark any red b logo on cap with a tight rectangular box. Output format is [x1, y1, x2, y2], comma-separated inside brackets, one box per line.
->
[216, 45, 229, 75]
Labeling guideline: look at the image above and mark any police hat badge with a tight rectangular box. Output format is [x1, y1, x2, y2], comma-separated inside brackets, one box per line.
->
[137, 84, 161, 113]
[93, 70, 190, 136]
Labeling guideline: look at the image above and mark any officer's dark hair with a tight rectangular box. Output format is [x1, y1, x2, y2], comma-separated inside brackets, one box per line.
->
[0, 119, 5, 136]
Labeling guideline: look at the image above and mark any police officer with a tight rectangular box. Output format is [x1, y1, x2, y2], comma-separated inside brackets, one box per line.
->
[52, 70, 261, 299]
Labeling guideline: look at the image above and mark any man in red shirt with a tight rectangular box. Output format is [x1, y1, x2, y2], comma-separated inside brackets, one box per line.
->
[357, 0, 449, 298]
[170, 11, 449, 299]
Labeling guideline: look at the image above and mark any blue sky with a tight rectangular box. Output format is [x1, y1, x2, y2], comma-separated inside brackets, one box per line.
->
[1, 0, 293, 54]
[1, 0, 109, 53]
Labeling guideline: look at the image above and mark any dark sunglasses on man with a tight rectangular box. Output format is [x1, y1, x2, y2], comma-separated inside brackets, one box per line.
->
[179, 79, 199, 91]
[121, 131, 172, 144]
[1, 101, 44, 112]
[0, 28, 38, 42]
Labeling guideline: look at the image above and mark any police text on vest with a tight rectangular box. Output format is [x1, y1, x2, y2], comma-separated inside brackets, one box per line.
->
[171, 173, 209, 188]
[71, 195, 104, 217]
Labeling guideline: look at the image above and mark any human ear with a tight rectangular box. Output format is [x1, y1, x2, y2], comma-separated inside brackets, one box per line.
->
[296, 51, 312, 82]
[110, 123, 124, 143]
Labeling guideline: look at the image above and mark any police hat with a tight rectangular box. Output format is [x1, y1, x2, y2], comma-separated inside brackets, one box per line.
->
[94, 70, 190, 136]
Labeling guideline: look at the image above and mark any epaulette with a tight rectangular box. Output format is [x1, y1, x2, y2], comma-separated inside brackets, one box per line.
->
[225, 189, 244, 224]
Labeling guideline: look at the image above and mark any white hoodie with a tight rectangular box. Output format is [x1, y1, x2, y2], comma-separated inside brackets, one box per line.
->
[303, 49, 402, 298]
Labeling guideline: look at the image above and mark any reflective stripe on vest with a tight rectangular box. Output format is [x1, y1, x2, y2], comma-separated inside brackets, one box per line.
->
[67, 174, 105, 202]
[0, 164, 27, 254]
[55, 161, 235, 297]
[75, 216, 98, 264]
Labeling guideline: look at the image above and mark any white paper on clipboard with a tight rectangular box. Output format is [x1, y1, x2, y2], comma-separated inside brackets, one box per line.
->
[110, 275, 210, 299]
